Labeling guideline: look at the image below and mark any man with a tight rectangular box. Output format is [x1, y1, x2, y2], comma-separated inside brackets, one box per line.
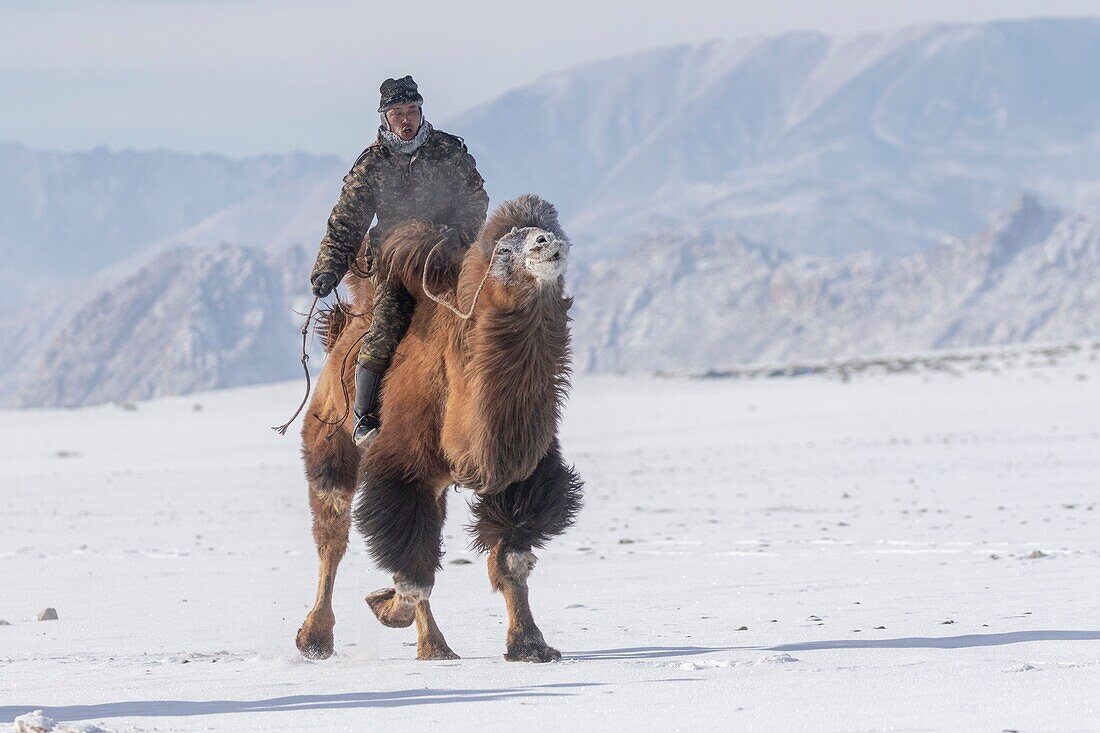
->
[310, 76, 489, 446]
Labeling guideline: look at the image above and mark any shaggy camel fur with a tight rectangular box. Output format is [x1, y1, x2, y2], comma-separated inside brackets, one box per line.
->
[296, 195, 583, 662]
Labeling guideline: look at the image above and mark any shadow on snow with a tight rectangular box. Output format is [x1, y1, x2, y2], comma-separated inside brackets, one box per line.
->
[568, 645, 740, 660]
[769, 629, 1100, 651]
[571, 630, 1100, 660]
[8, 632, 1100, 722]
[0, 683, 601, 723]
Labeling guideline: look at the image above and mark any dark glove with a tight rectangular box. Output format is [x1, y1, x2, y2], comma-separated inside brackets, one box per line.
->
[311, 272, 338, 298]
[438, 225, 463, 254]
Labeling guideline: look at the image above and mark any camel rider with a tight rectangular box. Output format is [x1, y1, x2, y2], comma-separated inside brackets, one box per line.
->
[310, 76, 489, 446]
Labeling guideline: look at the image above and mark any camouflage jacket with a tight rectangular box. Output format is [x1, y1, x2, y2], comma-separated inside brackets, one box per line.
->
[311, 129, 489, 283]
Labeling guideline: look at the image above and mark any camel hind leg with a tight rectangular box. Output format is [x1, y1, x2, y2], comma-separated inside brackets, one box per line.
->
[356, 466, 459, 660]
[296, 424, 358, 660]
[469, 441, 583, 662]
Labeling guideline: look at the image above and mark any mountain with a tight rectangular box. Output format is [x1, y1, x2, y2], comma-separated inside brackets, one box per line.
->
[6, 18, 1100, 291]
[451, 18, 1100, 260]
[11, 195, 1097, 408]
[12, 244, 314, 408]
[0, 143, 342, 284]
[4, 18, 1100, 404]
[0, 289, 96, 399]
[570, 195, 1100, 372]
[4, 17, 1099, 279]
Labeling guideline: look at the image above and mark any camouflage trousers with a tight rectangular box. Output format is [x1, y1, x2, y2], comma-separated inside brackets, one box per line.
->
[357, 277, 415, 372]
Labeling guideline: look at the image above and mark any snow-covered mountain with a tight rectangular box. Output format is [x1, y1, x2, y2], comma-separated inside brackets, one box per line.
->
[3, 17, 1100, 405]
[4, 17, 1099, 291]
[451, 18, 1100, 259]
[12, 244, 314, 408]
[10, 195, 1097, 407]
[0, 143, 341, 284]
[571, 195, 1100, 372]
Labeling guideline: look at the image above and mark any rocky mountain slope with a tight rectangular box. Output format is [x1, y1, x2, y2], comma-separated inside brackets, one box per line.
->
[571, 196, 1100, 372]
[10, 195, 1098, 407]
[12, 244, 313, 408]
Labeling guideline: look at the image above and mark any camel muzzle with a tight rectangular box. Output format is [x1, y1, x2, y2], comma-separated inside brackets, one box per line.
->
[523, 230, 568, 282]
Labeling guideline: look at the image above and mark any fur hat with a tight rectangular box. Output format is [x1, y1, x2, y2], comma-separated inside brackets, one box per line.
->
[378, 76, 424, 112]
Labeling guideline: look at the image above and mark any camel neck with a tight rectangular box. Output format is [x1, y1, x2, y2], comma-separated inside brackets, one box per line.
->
[452, 290, 573, 494]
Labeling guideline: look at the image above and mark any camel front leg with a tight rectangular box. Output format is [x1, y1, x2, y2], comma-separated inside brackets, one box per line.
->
[470, 442, 582, 663]
[488, 545, 561, 662]
[358, 472, 459, 660]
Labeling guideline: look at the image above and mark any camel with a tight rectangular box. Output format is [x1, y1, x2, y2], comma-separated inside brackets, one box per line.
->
[294, 194, 583, 663]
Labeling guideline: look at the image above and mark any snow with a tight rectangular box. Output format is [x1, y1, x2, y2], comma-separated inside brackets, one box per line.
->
[11, 711, 104, 733]
[2, 349, 1099, 731]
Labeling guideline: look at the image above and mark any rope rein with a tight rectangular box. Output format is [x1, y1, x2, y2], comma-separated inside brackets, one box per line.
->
[421, 237, 505, 320]
[271, 296, 319, 435]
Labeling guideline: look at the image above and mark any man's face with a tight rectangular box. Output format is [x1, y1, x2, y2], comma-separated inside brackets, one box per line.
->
[385, 103, 422, 141]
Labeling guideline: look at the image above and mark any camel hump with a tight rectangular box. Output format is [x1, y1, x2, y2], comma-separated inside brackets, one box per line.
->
[375, 218, 462, 295]
[478, 195, 567, 250]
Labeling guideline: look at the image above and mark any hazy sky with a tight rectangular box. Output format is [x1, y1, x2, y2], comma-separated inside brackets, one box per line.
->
[3, 0, 1100, 158]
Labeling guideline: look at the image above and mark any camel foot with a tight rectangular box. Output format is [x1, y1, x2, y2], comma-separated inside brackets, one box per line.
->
[505, 635, 561, 663]
[417, 642, 461, 661]
[295, 623, 334, 660]
[366, 588, 416, 628]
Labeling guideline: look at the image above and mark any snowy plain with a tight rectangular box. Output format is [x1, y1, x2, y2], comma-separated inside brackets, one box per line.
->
[2, 344, 1099, 732]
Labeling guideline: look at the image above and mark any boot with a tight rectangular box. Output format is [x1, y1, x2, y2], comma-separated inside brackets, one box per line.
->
[353, 362, 383, 447]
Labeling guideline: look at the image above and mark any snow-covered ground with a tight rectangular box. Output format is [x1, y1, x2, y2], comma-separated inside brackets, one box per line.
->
[2, 347, 1099, 731]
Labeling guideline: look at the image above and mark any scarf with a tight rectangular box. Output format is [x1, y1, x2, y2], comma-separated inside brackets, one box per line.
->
[379, 116, 433, 155]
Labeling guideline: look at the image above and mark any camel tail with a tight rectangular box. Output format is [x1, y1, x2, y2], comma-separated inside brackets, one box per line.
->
[467, 443, 584, 555]
[314, 303, 350, 354]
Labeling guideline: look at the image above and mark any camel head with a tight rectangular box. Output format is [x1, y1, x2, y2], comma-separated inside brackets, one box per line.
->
[488, 225, 570, 287]
[470, 195, 571, 297]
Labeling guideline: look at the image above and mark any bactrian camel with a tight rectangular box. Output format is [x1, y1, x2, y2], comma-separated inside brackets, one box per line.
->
[295, 194, 583, 662]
